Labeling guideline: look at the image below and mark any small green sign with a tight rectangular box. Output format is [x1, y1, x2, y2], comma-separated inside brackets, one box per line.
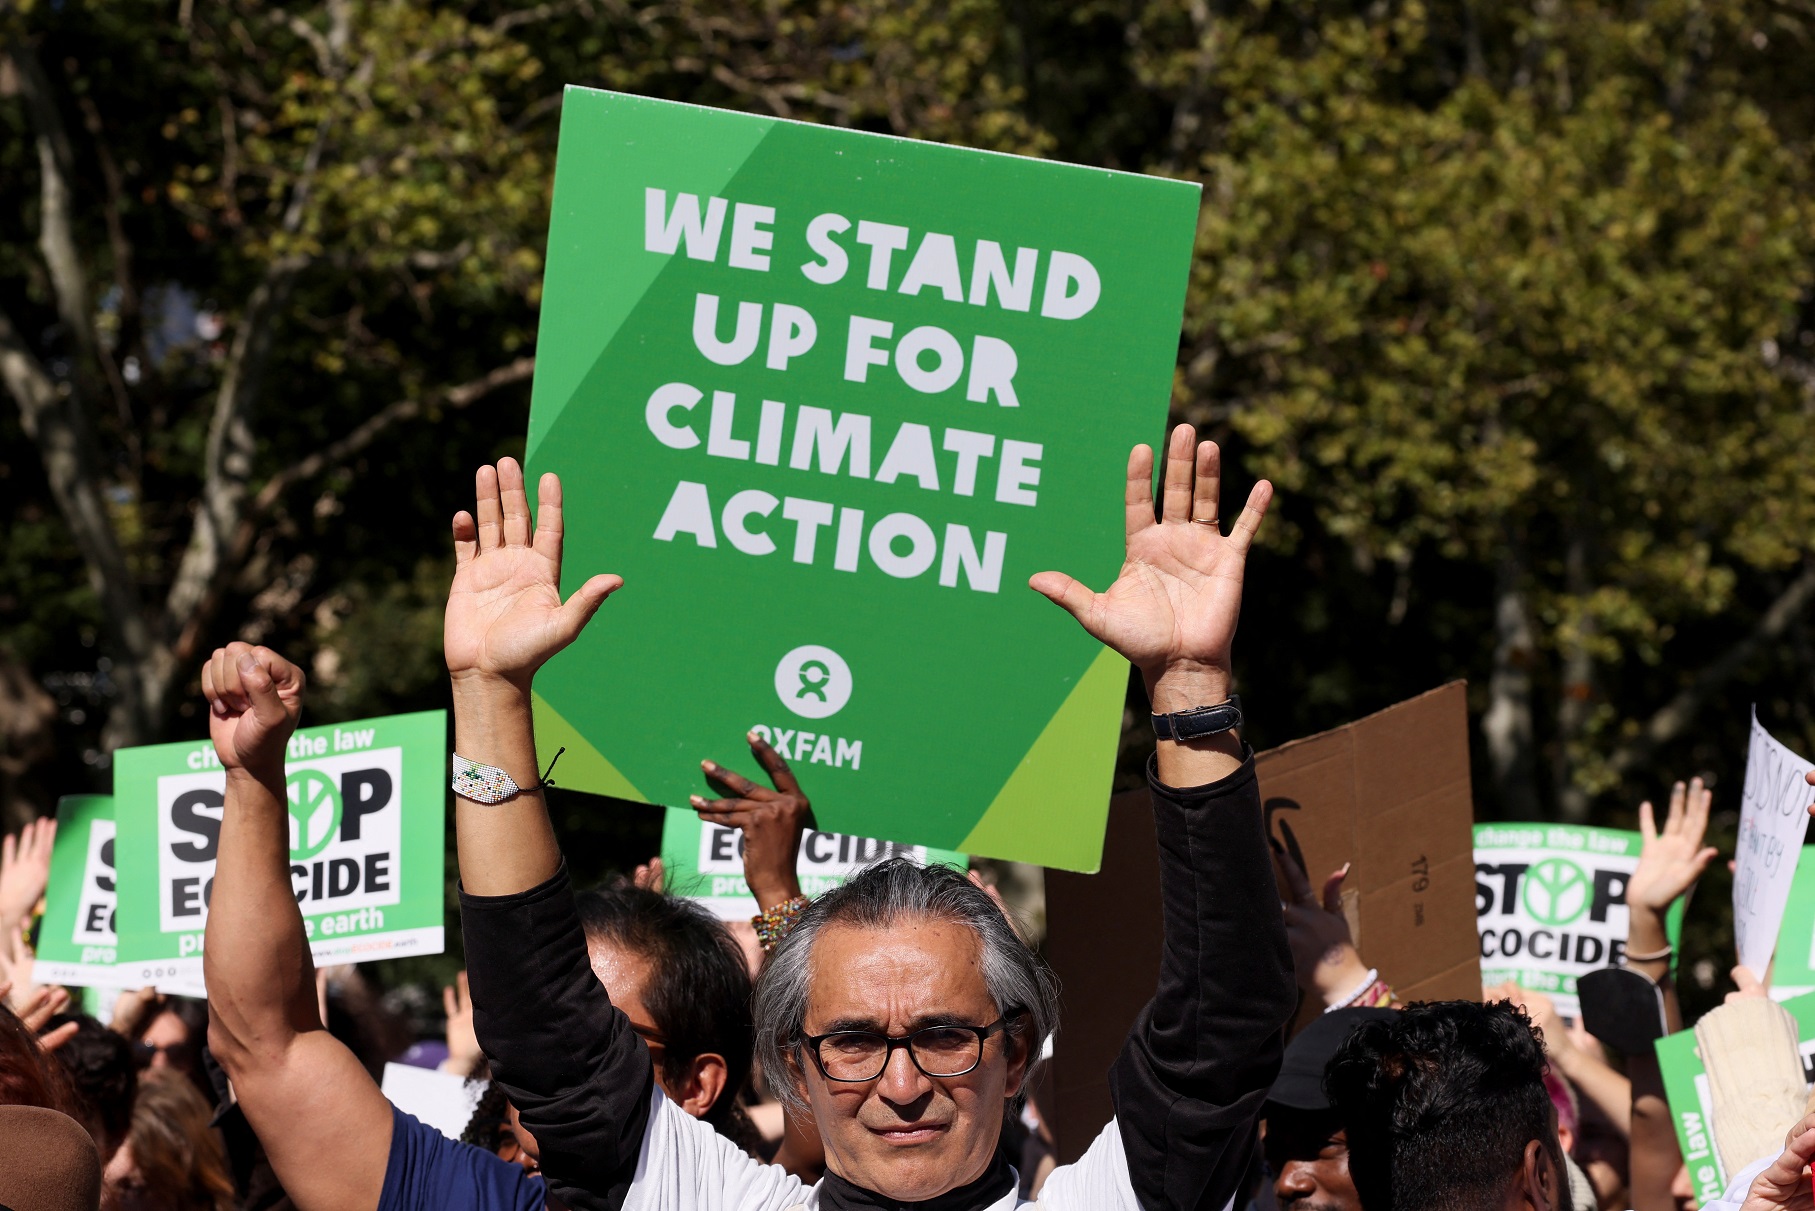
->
[112, 711, 448, 989]
[1762, 846, 1815, 1000]
[660, 807, 967, 921]
[1475, 823, 1683, 1015]
[1656, 989, 1815, 1204]
[35, 796, 125, 988]
[524, 88, 1203, 873]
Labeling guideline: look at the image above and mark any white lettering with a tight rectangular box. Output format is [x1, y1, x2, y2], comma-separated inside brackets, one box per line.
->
[645, 189, 727, 260]
[1041, 250, 1100, 320]
[782, 497, 835, 564]
[802, 213, 852, 285]
[766, 304, 817, 371]
[939, 525, 1006, 593]
[868, 513, 938, 579]
[876, 423, 941, 491]
[692, 294, 762, 366]
[855, 221, 911, 290]
[943, 429, 996, 496]
[895, 326, 965, 395]
[727, 202, 775, 271]
[968, 241, 1036, 311]
[997, 440, 1043, 506]
[790, 407, 871, 478]
[653, 481, 718, 547]
[965, 335, 1019, 407]
[708, 391, 752, 460]
[898, 232, 964, 302]
[844, 316, 894, 383]
[723, 489, 778, 555]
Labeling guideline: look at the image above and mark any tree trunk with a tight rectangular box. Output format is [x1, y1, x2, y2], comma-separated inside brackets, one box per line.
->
[1483, 551, 1542, 818]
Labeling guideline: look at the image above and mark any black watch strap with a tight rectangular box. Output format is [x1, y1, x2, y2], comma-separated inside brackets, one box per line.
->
[1151, 695, 1243, 741]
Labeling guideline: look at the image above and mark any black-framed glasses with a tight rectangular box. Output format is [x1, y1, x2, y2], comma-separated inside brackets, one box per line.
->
[801, 1018, 1009, 1082]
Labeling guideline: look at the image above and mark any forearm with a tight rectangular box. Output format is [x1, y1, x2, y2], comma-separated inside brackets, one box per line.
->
[1628, 1053, 1682, 1211]
[1552, 1046, 1632, 1136]
[452, 674, 562, 895]
[1111, 750, 1295, 1211]
[205, 767, 319, 1066]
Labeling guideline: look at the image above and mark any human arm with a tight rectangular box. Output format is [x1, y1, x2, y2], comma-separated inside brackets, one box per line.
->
[1493, 982, 1631, 1135]
[1275, 850, 1385, 1008]
[0, 816, 55, 943]
[439, 971, 484, 1078]
[1033, 425, 1294, 1211]
[1622, 777, 1718, 1211]
[691, 732, 811, 913]
[198, 642, 395, 1211]
[447, 459, 652, 1210]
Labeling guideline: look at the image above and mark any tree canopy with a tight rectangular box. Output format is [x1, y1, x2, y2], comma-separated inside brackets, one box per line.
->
[5, 1, 1812, 907]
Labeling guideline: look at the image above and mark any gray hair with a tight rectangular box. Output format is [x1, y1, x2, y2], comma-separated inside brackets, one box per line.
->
[752, 857, 1059, 1114]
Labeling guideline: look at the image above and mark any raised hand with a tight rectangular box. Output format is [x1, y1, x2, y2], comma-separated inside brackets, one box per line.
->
[692, 732, 812, 911]
[446, 459, 623, 689]
[1030, 424, 1270, 712]
[1627, 777, 1719, 916]
[1738, 1111, 1815, 1211]
[202, 643, 306, 777]
[0, 816, 57, 936]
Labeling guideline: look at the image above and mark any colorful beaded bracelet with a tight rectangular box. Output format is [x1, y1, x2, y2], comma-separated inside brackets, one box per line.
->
[752, 894, 812, 953]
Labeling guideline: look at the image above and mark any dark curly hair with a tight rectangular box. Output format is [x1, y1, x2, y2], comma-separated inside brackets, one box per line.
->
[47, 1013, 138, 1158]
[1324, 999, 1563, 1211]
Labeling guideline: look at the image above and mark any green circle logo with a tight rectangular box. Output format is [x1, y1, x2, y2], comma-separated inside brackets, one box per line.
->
[286, 771, 341, 861]
[1522, 857, 1590, 926]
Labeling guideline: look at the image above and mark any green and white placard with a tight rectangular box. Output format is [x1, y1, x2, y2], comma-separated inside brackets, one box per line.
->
[660, 806, 966, 921]
[523, 88, 1202, 873]
[1475, 823, 1683, 1016]
[35, 795, 126, 987]
[112, 711, 448, 988]
[1656, 989, 1815, 1204]
[1762, 846, 1815, 1001]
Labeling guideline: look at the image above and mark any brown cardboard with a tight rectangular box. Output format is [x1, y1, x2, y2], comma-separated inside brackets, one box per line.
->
[1040, 682, 1481, 1161]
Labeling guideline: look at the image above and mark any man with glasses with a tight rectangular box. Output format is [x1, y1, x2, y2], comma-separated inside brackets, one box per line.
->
[445, 424, 1294, 1211]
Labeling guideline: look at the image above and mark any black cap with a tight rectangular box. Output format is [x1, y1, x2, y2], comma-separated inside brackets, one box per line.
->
[1265, 1006, 1398, 1112]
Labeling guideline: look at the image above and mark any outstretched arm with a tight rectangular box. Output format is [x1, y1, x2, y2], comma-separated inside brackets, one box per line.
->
[447, 459, 655, 1209]
[1034, 425, 1295, 1211]
[200, 643, 393, 1211]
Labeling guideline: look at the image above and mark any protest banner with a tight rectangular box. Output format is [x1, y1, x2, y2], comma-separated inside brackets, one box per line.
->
[1042, 684, 1480, 1158]
[112, 711, 447, 988]
[1474, 823, 1685, 1017]
[34, 795, 128, 987]
[658, 807, 964, 920]
[1657, 988, 1815, 1205]
[1765, 848, 1815, 1001]
[522, 87, 1203, 873]
[1735, 711, 1815, 978]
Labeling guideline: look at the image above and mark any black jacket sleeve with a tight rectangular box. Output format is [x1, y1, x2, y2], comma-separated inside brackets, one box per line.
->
[461, 864, 654, 1211]
[1109, 751, 1296, 1211]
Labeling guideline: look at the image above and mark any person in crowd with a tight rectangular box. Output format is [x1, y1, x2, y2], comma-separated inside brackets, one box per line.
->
[1325, 998, 1569, 1211]
[112, 991, 212, 1098]
[444, 431, 1292, 1210]
[104, 1067, 237, 1211]
[197, 640, 550, 1211]
[46, 1012, 138, 1165]
[0, 997, 81, 1114]
[1261, 1006, 1396, 1210]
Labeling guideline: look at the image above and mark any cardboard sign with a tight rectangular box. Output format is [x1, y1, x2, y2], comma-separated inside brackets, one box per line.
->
[522, 87, 1203, 872]
[112, 711, 448, 987]
[1657, 989, 1815, 1204]
[1041, 684, 1480, 1160]
[658, 806, 965, 920]
[1475, 824, 1685, 1016]
[34, 796, 128, 987]
[1736, 712, 1814, 977]
[1256, 681, 1483, 1008]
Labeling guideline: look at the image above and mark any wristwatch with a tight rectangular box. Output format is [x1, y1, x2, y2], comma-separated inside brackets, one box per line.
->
[1151, 695, 1243, 741]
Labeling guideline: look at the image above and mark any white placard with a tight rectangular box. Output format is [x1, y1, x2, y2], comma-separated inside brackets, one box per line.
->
[381, 1062, 487, 1141]
[1736, 711, 1815, 977]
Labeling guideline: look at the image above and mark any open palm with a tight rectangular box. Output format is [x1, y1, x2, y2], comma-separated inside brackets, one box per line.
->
[1031, 426, 1270, 693]
[1627, 776, 1719, 915]
[445, 459, 622, 687]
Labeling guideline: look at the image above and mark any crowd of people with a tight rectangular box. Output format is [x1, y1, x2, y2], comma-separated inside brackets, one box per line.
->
[2, 430, 1813, 1211]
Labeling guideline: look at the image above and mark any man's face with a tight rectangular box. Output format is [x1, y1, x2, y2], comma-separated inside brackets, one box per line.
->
[794, 919, 1027, 1201]
[1265, 1109, 1362, 1211]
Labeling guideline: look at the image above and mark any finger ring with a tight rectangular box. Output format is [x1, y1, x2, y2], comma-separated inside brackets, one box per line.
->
[1192, 517, 1221, 528]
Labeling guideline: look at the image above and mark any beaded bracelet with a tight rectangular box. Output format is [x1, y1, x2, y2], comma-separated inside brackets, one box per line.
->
[753, 894, 812, 953]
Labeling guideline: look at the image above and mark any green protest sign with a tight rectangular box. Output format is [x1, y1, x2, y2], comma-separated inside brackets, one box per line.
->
[1656, 989, 1815, 1204]
[659, 807, 966, 921]
[34, 796, 125, 988]
[524, 88, 1201, 873]
[112, 711, 447, 988]
[1763, 846, 1815, 1000]
[1475, 823, 1683, 1016]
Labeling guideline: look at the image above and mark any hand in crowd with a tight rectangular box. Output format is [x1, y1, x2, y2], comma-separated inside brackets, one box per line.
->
[1276, 846, 1371, 1007]
[441, 971, 483, 1078]
[1727, 964, 1770, 1004]
[0, 926, 66, 1026]
[202, 642, 306, 776]
[692, 732, 812, 911]
[109, 985, 163, 1037]
[1031, 424, 1269, 714]
[631, 857, 665, 892]
[0, 816, 56, 937]
[1736, 1110, 1815, 1211]
[446, 459, 622, 690]
[1628, 778, 1718, 918]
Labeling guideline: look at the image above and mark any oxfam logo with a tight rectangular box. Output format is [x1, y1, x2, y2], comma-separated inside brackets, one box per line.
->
[287, 771, 342, 861]
[1521, 857, 1591, 926]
